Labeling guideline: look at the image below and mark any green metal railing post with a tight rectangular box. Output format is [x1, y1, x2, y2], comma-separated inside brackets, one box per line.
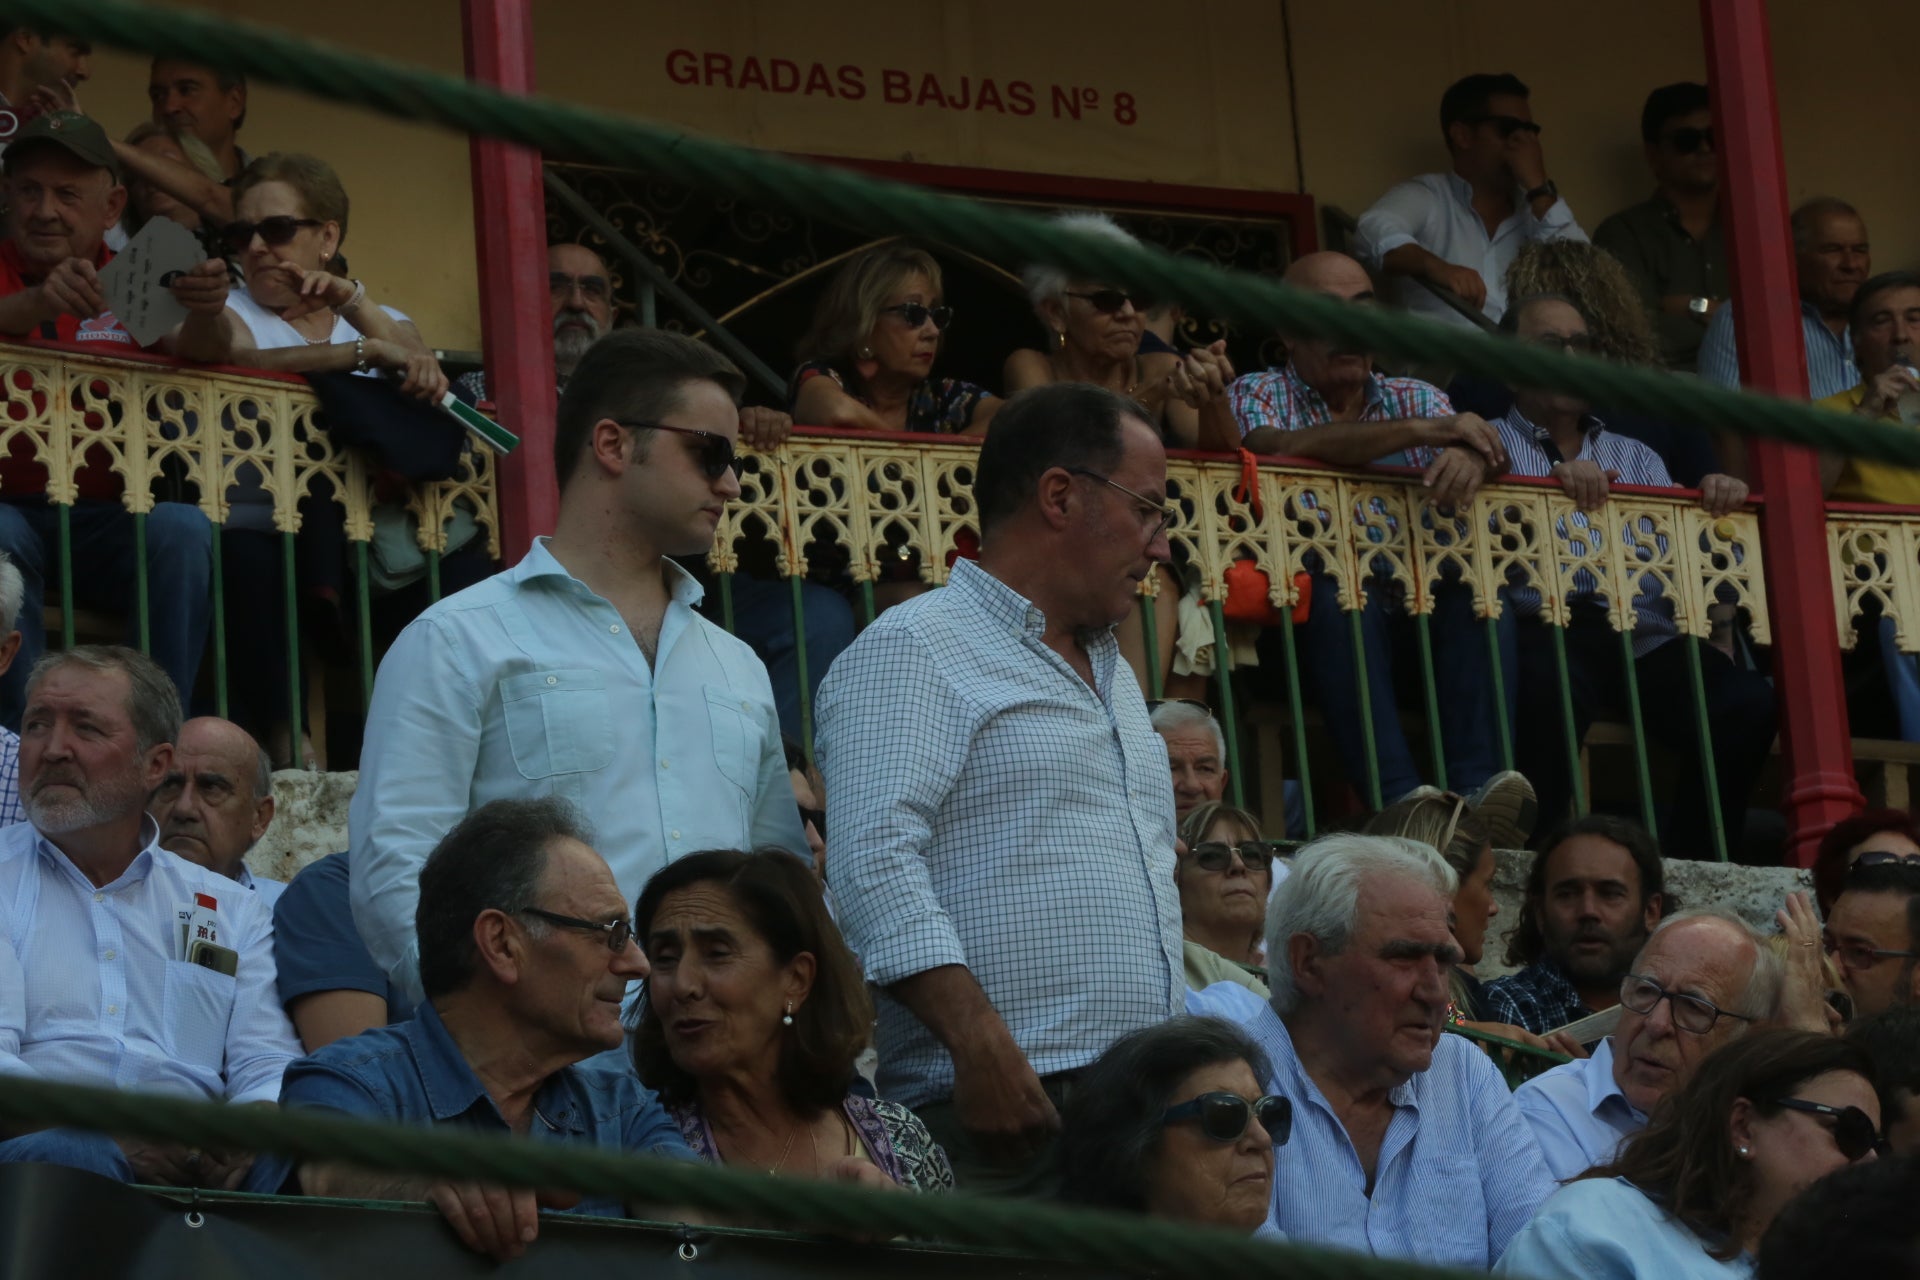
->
[354, 540, 375, 712]
[281, 532, 302, 767]
[1618, 630, 1658, 836]
[1139, 591, 1163, 702]
[718, 572, 735, 634]
[56, 502, 72, 649]
[132, 512, 150, 654]
[788, 575, 814, 762]
[1483, 618, 1513, 772]
[1685, 637, 1730, 861]
[1206, 599, 1246, 810]
[1277, 603, 1316, 837]
[426, 549, 442, 603]
[1549, 623, 1586, 815]
[209, 528, 228, 718]
[1413, 613, 1447, 790]
[857, 580, 876, 627]
[1348, 602, 1384, 811]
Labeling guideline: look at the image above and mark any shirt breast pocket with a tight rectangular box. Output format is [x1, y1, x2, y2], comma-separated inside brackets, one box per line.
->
[703, 685, 761, 793]
[163, 960, 235, 1069]
[501, 670, 614, 780]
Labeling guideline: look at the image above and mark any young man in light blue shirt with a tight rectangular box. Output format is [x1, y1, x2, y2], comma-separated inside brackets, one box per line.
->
[350, 329, 806, 1008]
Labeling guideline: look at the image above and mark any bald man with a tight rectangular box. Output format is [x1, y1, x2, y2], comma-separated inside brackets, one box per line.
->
[151, 715, 282, 906]
[1200, 251, 1526, 819]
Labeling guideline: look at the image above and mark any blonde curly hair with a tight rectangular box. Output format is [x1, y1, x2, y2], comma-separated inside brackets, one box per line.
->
[1504, 241, 1661, 367]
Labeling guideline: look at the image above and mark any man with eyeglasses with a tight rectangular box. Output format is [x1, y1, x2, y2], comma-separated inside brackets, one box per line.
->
[352, 328, 808, 1011]
[819, 383, 1187, 1195]
[1825, 861, 1920, 1020]
[1355, 72, 1587, 329]
[454, 242, 619, 403]
[285, 798, 692, 1264]
[1513, 909, 1782, 1180]
[1493, 294, 1769, 856]
[1593, 83, 1727, 373]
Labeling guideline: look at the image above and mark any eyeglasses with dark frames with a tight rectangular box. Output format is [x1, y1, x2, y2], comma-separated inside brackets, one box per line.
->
[879, 302, 953, 331]
[550, 271, 612, 301]
[613, 421, 737, 481]
[1771, 1097, 1888, 1161]
[1064, 289, 1154, 316]
[1161, 1091, 1293, 1145]
[220, 216, 324, 254]
[1064, 466, 1175, 540]
[519, 908, 635, 954]
[1618, 973, 1756, 1035]
[1822, 932, 1920, 973]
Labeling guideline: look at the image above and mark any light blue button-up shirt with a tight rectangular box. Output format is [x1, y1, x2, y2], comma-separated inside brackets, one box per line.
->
[1696, 299, 1857, 400]
[350, 539, 806, 1007]
[1513, 1036, 1647, 1181]
[1189, 981, 1555, 1268]
[0, 816, 300, 1103]
[1496, 1176, 1754, 1279]
[1356, 171, 1588, 327]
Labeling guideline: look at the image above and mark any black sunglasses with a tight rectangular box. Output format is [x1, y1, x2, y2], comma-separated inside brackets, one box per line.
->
[1162, 1092, 1293, 1145]
[798, 805, 826, 839]
[1187, 840, 1280, 874]
[519, 908, 635, 954]
[220, 216, 324, 254]
[880, 302, 953, 331]
[615, 421, 737, 480]
[1065, 289, 1154, 315]
[1664, 126, 1714, 155]
[1853, 850, 1920, 871]
[1465, 114, 1542, 139]
[1772, 1097, 1888, 1161]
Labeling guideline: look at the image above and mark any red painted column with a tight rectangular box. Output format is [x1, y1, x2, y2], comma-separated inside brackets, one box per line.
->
[1701, 0, 1860, 866]
[463, 0, 556, 560]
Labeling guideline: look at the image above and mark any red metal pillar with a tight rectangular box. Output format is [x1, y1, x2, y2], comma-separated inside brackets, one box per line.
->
[1702, 0, 1860, 866]
[463, 0, 557, 559]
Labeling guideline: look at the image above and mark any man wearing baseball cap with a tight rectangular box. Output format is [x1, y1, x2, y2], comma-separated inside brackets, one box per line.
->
[0, 111, 231, 729]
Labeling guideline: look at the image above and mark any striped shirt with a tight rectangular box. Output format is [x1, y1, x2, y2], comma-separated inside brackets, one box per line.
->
[1190, 981, 1555, 1267]
[1696, 299, 1857, 400]
[817, 558, 1185, 1108]
[1227, 361, 1451, 468]
[1493, 408, 1680, 656]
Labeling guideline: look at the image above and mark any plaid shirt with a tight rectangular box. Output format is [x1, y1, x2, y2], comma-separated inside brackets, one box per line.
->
[1227, 361, 1451, 467]
[1479, 959, 1590, 1035]
[0, 726, 20, 828]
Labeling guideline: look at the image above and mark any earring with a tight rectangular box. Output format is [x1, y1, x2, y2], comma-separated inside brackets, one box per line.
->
[782, 1001, 794, 1027]
[1054, 329, 1067, 351]
[1737, 1146, 1750, 1156]
[857, 345, 874, 360]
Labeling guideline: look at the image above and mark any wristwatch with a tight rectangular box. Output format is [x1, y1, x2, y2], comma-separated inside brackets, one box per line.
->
[1688, 296, 1713, 317]
[1524, 179, 1559, 204]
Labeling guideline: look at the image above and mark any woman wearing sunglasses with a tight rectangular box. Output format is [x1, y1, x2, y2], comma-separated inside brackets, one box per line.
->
[790, 241, 999, 437]
[1060, 1016, 1289, 1234]
[1175, 801, 1278, 998]
[1497, 1030, 1881, 1278]
[1812, 808, 1920, 911]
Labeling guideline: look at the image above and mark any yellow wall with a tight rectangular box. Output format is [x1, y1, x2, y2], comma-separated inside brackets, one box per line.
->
[69, 1, 1919, 355]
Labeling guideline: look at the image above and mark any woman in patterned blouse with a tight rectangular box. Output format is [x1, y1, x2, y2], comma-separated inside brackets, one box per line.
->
[789, 241, 999, 436]
[633, 848, 953, 1192]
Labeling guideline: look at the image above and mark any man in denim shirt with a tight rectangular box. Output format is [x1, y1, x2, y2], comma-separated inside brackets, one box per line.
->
[284, 797, 690, 1264]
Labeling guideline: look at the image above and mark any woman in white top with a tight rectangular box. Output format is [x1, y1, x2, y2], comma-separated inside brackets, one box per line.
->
[1497, 1030, 1882, 1279]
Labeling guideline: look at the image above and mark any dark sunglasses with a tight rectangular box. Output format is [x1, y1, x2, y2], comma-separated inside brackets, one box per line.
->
[1664, 126, 1714, 155]
[615, 421, 737, 480]
[1773, 1097, 1888, 1161]
[880, 302, 953, 331]
[1853, 850, 1920, 871]
[220, 216, 323, 254]
[519, 908, 635, 954]
[1466, 114, 1542, 139]
[798, 805, 826, 838]
[1162, 1091, 1293, 1145]
[1065, 289, 1154, 315]
[1187, 840, 1280, 874]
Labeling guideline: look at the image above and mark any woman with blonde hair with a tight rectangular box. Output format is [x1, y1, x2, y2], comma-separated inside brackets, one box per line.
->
[1175, 801, 1278, 995]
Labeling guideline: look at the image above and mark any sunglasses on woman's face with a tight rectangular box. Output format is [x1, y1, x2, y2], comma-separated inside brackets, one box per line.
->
[613, 421, 737, 480]
[1161, 1091, 1293, 1145]
[1186, 841, 1280, 874]
[880, 302, 953, 331]
[1853, 850, 1920, 871]
[798, 805, 825, 838]
[220, 216, 324, 254]
[1065, 289, 1153, 315]
[1773, 1097, 1888, 1162]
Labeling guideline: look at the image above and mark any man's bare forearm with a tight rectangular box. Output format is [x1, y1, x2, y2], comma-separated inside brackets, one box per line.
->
[887, 964, 1015, 1060]
[1381, 243, 1449, 283]
[1244, 419, 1432, 464]
[0, 287, 53, 338]
[301, 1160, 433, 1203]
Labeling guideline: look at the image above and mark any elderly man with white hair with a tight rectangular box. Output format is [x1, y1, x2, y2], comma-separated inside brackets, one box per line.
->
[1190, 832, 1554, 1266]
[1148, 698, 1228, 820]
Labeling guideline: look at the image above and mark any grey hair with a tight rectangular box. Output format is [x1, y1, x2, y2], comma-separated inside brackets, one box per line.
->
[251, 743, 273, 802]
[1790, 197, 1862, 254]
[1149, 699, 1226, 760]
[0, 550, 22, 635]
[1265, 833, 1458, 1016]
[1021, 211, 1142, 311]
[1635, 908, 1783, 1023]
[25, 644, 180, 753]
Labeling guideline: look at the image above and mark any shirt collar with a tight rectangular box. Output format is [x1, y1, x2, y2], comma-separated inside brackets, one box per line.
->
[511, 537, 705, 610]
[1281, 360, 1389, 421]
[1504, 404, 1607, 449]
[34, 813, 164, 889]
[1267, 1002, 1419, 1111]
[1586, 1037, 1638, 1116]
[949, 557, 1049, 641]
[405, 1002, 592, 1134]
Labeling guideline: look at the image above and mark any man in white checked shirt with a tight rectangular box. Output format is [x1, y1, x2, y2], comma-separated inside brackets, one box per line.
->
[818, 383, 1186, 1195]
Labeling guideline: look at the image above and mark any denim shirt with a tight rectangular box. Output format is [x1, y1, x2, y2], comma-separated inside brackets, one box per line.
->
[279, 1002, 693, 1215]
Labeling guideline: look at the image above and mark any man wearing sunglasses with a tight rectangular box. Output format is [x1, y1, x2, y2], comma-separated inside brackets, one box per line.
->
[1356, 71, 1587, 329]
[285, 798, 693, 1263]
[1826, 860, 1920, 1020]
[819, 383, 1186, 1195]
[352, 328, 809, 1009]
[1593, 83, 1727, 372]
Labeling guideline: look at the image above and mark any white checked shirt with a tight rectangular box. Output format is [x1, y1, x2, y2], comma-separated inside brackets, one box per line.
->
[817, 558, 1185, 1108]
[0, 725, 20, 828]
[0, 816, 300, 1103]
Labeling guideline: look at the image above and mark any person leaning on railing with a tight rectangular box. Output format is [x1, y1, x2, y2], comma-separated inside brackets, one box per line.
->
[1058, 1016, 1289, 1236]
[1497, 1030, 1882, 1279]
[633, 848, 950, 1192]
[1174, 801, 1274, 999]
[0, 110, 234, 730]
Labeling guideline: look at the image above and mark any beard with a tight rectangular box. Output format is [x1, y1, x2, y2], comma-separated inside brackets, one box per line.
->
[553, 310, 602, 374]
[26, 766, 150, 836]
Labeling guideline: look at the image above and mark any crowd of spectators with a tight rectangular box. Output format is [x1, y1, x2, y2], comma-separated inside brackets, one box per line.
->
[0, 37, 1916, 1279]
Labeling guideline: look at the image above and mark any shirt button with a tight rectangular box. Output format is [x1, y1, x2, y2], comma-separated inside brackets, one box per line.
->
[107, 1005, 118, 1015]
[610, 624, 620, 634]
[545, 675, 558, 686]
[670, 829, 682, 840]
[103, 949, 115, 960]
[739, 700, 750, 711]
[660, 759, 670, 771]
[93, 892, 104, 903]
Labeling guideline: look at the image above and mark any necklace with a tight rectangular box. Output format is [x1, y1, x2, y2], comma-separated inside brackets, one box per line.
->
[767, 1119, 802, 1175]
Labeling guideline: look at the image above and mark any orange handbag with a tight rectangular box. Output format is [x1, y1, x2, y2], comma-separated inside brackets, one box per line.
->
[1221, 449, 1310, 626]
